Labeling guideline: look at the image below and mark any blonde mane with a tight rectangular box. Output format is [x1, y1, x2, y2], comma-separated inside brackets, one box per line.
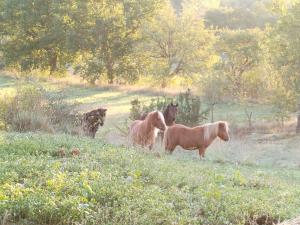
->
[203, 121, 228, 142]
[151, 111, 165, 138]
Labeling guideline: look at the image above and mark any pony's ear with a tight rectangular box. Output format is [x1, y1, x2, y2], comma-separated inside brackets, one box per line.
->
[103, 108, 107, 112]
[175, 103, 178, 107]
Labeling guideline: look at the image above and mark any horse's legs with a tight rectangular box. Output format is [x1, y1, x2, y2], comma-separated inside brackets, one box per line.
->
[149, 144, 153, 150]
[165, 144, 176, 154]
[160, 131, 164, 145]
[198, 147, 206, 159]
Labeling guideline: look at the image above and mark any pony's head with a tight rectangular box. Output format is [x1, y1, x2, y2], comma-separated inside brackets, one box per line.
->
[217, 121, 229, 141]
[85, 108, 107, 126]
[149, 111, 167, 131]
[164, 103, 178, 125]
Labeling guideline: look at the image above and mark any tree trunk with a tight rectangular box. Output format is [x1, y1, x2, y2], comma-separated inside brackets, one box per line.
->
[106, 63, 114, 84]
[49, 53, 57, 75]
[296, 113, 300, 133]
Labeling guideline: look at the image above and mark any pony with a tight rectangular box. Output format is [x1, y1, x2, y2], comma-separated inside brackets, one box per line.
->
[129, 111, 167, 150]
[163, 103, 178, 126]
[139, 103, 178, 143]
[164, 121, 229, 158]
[139, 103, 178, 126]
[82, 108, 107, 138]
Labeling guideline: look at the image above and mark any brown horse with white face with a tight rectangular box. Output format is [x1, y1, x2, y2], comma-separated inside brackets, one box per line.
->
[130, 111, 167, 150]
[164, 121, 229, 158]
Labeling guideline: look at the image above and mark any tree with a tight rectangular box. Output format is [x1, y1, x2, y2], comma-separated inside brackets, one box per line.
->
[215, 29, 263, 129]
[142, 0, 215, 87]
[216, 29, 262, 97]
[202, 72, 225, 122]
[0, 0, 75, 74]
[205, 6, 275, 30]
[267, 1, 300, 132]
[75, 0, 161, 84]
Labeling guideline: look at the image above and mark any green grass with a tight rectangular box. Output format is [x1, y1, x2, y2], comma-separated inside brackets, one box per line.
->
[1, 74, 300, 224]
[0, 132, 300, 225]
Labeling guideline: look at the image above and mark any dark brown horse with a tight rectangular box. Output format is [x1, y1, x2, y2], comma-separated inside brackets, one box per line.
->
[140, 103, 178, 126]
[82, 108, 107, 138]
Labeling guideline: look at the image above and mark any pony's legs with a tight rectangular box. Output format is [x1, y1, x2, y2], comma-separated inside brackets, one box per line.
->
[149, 144, 153, 150]
[159, 132, 164, 145]
[165, 144, 176, 154]
[198, 148, 206, 159]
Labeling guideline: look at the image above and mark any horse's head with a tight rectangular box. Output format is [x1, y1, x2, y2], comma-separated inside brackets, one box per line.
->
[97, 108, 107, 126]
[85, 108, 107, 126]
[217, 121, 230, 141]
[164, 103, 178, 125]
[151, 111, 167, 131]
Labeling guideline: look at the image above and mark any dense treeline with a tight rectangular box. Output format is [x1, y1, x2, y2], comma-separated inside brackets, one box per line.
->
[0, 0, 299, 130]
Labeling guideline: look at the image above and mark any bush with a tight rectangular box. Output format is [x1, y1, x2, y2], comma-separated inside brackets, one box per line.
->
[0, 83, 77, 133]
[176, 89, 210, 126]
[129, 89, 209, 126]
[129, 97, 171, 120]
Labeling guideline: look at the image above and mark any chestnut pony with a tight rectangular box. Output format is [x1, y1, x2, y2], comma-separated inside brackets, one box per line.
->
[130, 111, 167, 150]
[164, 121, 229, 158]
[140, 103, 178, 143]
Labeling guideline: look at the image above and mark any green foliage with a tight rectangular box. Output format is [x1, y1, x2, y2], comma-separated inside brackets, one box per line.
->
[0, 132, 300, 224]
[266, 1, 300, 128]
[205, 6, 275, 30]
[141, 0, 215, 85]
[176, 89, 210, 126]
[267, 1, 300, 98]
[271, 82, 297, 127]
[0, 0, 75, 74]
[73, 0, 161, 84]
[0, 0, 161, 83]
[129, 89, 209, 126]
[215, 29, 263, 100]
[129, 96, 171, 120]
[0, 83, 77, 132]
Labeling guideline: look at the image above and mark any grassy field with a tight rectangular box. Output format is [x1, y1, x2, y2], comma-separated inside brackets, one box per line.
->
[0, 132, 300, 225]
[1, 74, 300, 224]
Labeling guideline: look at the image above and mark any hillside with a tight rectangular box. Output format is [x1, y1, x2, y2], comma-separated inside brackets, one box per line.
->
[0, 132, 300, 225]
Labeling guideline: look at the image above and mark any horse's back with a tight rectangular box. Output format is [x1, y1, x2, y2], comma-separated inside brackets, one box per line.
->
[165, 124, 189, 143]
[165, 124, 203, 149]
[167, 124, 192, 133]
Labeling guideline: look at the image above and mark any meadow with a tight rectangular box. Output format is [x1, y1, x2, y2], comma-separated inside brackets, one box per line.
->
[0, 74, 300, 224]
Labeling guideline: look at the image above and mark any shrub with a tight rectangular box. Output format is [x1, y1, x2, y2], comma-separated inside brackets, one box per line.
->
[0, 83, 77, 133]
[129, 97, 171, 120]
[176, 89, 210, 126]
[129, 89, 209, 126]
